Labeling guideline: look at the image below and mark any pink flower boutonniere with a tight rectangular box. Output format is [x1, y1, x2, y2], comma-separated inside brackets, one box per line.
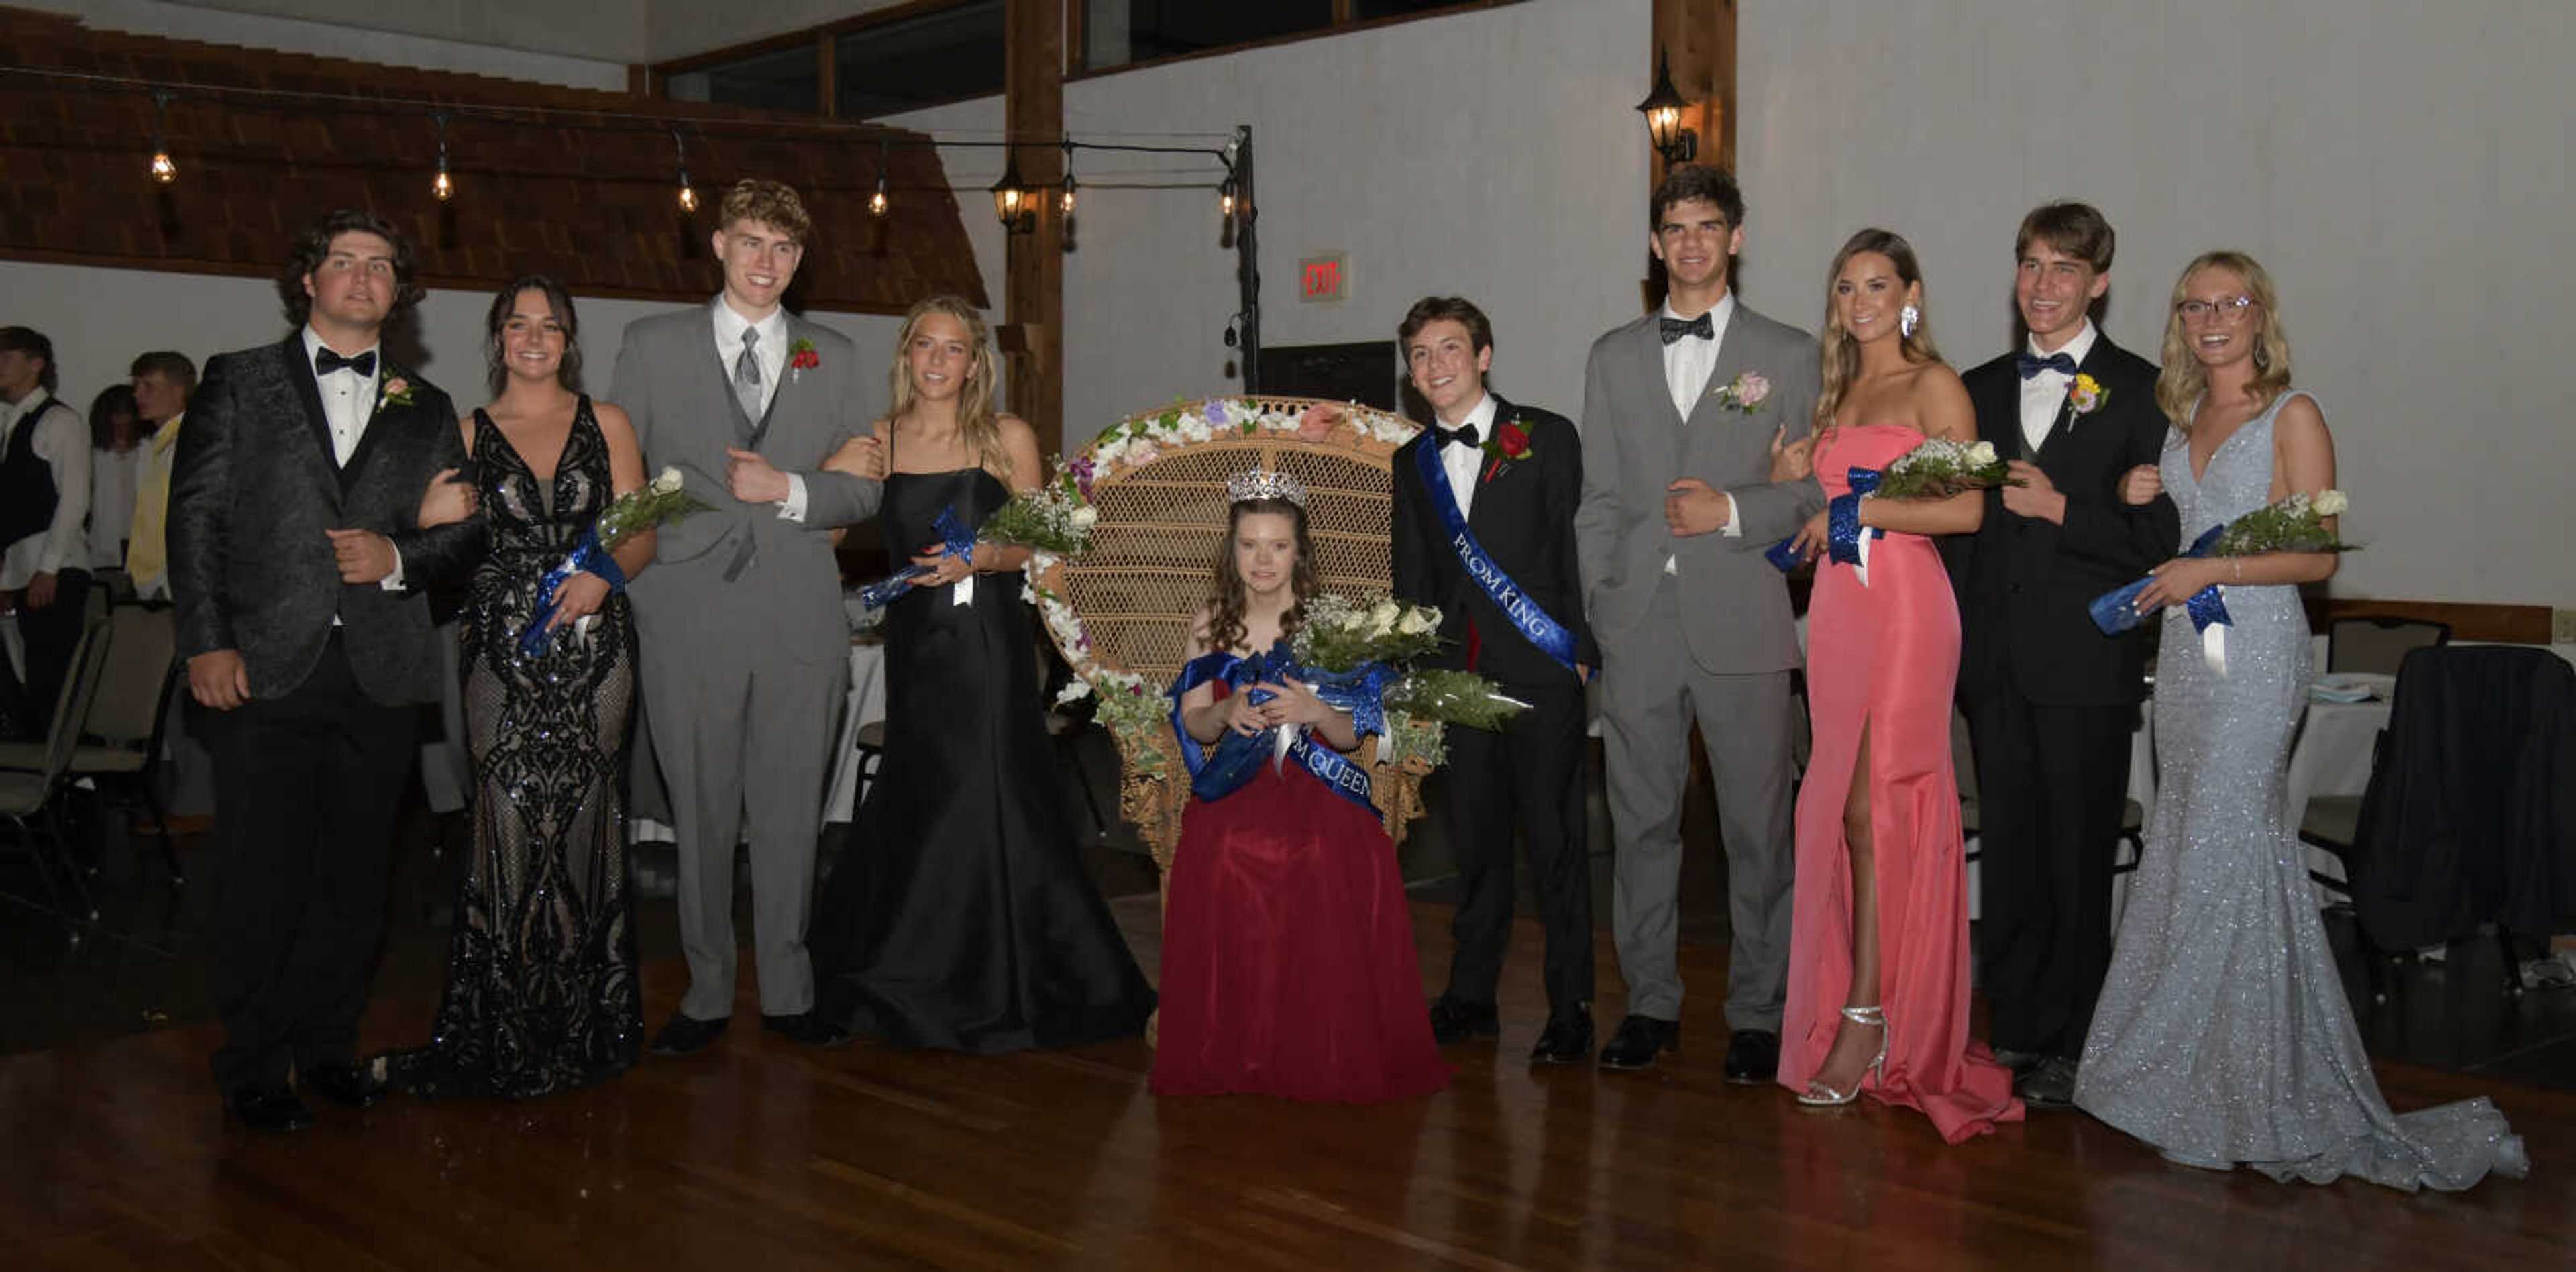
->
[378, 375, 415, 409]
[2067, 372, 2106, 417]
[788, 338, 820, 382]
[1717, 371, 1772, 414]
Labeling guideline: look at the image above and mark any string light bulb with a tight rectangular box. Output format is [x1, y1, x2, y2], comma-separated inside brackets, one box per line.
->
[671, 128, 696, 212]
[147, 91, 176, 184]
[431, 112, 453, 202]
[869, 140, 890, 217]
[1220, 176, 1238, 221]
[1059, 140, 1077, 215]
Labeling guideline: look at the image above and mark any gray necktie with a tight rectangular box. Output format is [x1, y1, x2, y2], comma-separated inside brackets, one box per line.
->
[733, 327, 763, 423]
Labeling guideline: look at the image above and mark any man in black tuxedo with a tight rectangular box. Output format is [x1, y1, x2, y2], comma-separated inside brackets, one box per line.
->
[1390, 297, 1600, 1065]
[169, 210, 483, 1132]
[1951, 203, 2177, 1108]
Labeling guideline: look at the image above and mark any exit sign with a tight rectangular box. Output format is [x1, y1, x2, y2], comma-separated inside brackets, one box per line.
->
[1299, 253, 1346, 303]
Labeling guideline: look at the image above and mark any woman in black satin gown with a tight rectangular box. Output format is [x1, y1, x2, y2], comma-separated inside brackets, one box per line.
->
[390, 276, 651, 1098]
[807, 295, 1154, 1051]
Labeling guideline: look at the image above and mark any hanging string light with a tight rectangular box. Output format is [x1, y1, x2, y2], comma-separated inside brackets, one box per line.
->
[1059, 139, 1077, 215]
[1219, 175, 1238, 222]
[431, 111, 453, 202]
[147, 90, 176, 184]
[869, 139, 890, 217]
[671, 127, 697, 212]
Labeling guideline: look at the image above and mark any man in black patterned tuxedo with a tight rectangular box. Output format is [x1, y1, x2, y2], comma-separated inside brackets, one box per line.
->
[1951, 202, 2177, 1109]
[169, 210, 484, 1132]
[1389, 297, 1601, 1065]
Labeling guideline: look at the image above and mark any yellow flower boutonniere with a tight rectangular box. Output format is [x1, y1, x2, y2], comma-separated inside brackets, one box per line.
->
[2068, 373, 2105, 417]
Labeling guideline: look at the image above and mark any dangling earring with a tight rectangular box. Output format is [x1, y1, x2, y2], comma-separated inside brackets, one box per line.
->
[1899, 304, 1921, 339]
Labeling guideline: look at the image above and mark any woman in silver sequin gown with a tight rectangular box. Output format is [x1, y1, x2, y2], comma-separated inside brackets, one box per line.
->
[2072, 252, 2525, 1190]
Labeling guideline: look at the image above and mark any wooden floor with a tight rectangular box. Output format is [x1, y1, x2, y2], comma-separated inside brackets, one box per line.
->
[3, 898, 2565, 1271]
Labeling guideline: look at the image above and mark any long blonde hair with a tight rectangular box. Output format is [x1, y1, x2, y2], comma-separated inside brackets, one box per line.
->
[2155, 250, 2293, 430]
[887, 294, 1012, 480]
[1813, 228, 1943, 435]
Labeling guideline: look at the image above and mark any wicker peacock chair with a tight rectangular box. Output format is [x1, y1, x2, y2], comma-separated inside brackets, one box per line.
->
[1027, 395, 1441, 881]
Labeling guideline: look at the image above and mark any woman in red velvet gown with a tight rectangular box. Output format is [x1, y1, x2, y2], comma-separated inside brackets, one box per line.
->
[1778, 230, 2022, 1141]
[1150, 475, 1450, 1103]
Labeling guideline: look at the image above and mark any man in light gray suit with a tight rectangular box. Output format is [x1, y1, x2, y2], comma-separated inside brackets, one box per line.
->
[1574, 164, 1823, 1077]
[611, 178, 881, 1055]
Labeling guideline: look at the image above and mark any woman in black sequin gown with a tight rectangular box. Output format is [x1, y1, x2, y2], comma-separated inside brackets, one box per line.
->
[390, 277, 654, 1098]
[807, 295, 1154, 1051]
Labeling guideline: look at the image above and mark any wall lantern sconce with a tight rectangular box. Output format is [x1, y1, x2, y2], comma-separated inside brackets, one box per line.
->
[990, 145, 1038, 233]
[1636, 50, 1697, 167]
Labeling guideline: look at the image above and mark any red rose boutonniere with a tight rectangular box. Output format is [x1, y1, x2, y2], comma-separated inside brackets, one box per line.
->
[788, 338, 820, 382]
[1477, 417, 1536, 480]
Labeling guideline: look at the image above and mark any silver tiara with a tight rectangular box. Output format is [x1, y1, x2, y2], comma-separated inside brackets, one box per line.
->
[1226, 468, 1307, 507]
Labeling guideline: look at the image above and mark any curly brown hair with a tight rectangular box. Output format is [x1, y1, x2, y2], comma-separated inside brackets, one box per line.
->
[276, 209, 422, 329]
[1200, 497, 1317, 656]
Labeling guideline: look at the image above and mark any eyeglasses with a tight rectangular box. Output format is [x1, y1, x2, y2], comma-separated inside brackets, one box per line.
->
[2176, 295, 2257, 323]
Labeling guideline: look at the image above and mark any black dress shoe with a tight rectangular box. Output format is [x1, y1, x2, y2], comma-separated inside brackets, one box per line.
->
[1598, 1014, 1680, 1070]
[1722, 1029, 1781, 1084]
[1426, 996, 1501, 1045]
[762, 1011, 853, 1048]
[648, 1012, 731, 1057]
[2016, 1055, 2080, 1110]
[225, 1085, 313, 1133]
[301, 1060, 388, 1108]
[1528, 1010, 1595, 1065]
[1990, 1045, 2045, 1075]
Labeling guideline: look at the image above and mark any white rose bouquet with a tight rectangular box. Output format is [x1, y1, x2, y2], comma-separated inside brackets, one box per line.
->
[1869, 436, 2017, 500]
[975, 456, 1099, 556]
[520, 466, 709, 657]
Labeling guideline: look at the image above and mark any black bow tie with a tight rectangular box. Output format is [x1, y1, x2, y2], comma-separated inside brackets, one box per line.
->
[1436, 423, 1481, 449]
[314, 347, 378, 378]
[1659, 312, 1715, 345]
[2015, 350, 2078, 380]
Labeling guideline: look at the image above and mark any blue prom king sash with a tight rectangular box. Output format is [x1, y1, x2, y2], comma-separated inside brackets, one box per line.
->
[1169, 644, 1377, 814]
[1414, 438, 1578, 673]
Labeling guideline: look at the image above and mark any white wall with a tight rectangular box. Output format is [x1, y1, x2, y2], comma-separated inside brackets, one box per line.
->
[881, 0, 1650, 459]
[42, 0, 635, 90]
[1737, 0, 2573, 606]
[1, 260, 906, 431]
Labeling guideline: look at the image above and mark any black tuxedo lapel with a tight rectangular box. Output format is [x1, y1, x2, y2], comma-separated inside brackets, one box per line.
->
[1976, 362, 2026, 463]
[280, 336, 341, 474]
[2035, 337, 2121, 461]
[337, 360, 409, 494]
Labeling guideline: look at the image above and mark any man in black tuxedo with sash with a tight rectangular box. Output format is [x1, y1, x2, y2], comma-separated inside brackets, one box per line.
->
[170, 210, 483, 1132]
[1951, 203, 2177, 1108]
[1390, 297, 1600, 1065]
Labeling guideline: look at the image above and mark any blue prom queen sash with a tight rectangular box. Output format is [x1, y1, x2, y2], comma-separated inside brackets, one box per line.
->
[1414, 438, 1578, 673]
[1168, 645, 1377, 814]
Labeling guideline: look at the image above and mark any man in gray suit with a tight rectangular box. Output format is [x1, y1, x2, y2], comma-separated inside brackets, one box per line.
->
[611, 178, 882, 1055]
[1574, 164, 1823, 1077]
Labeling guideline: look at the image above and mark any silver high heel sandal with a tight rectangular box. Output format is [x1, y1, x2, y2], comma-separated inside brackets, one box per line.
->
[1796, 1005, 1887, 1107]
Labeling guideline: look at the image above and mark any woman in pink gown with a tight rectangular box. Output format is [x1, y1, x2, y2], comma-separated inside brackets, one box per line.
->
[1150, 473, 1451, 1103]
[1777, 229, 2023, 1141]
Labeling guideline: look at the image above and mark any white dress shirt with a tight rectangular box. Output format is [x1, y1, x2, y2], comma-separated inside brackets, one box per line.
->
[711, 298, 811, 521]
[1658, 294, 1743, 575]
[300, 327, 407, 593]
[0, 387, 91, 590]
[1433, 392, 1497, 518]
[86, 443, 145, 569]
[2019, 319, 2098, 454]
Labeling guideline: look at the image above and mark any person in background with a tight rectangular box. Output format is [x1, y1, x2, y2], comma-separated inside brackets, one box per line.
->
[0, 325, 92, 729]
[86, 384, 146, 581]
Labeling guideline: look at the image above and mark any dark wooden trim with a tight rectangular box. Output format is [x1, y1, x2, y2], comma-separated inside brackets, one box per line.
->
[2306, 597, 2555, 645]
[651, 0, 985, 78]
[627, 63, 653, 97]
[1063, 0, 1523, 84]
[816, 35, 838, 119]
[1004, 0, 1066, 456]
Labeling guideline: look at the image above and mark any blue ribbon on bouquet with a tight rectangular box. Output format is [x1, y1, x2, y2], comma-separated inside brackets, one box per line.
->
[855, 505, 973, 610]
[1827, 468, 1886, 567]
[518, 530, 627, 659]
[2088, 522, 2228, 636]
[1168, 642, 1381, 814]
